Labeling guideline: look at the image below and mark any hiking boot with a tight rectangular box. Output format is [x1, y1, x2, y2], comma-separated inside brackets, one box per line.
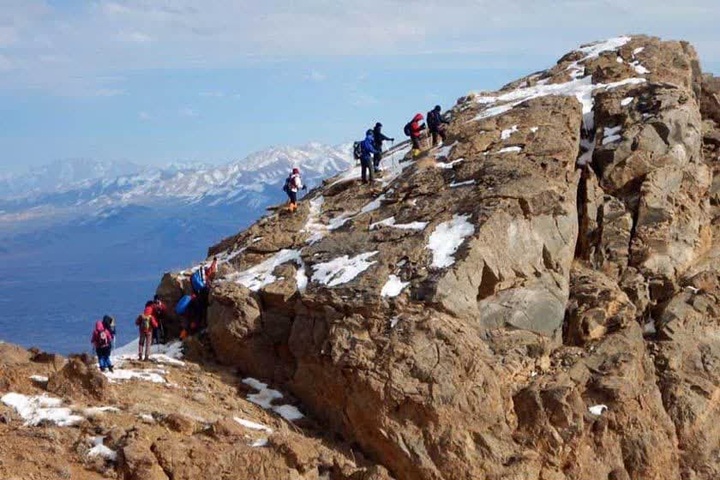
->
[144, 356, 150, 361]
[100, 367, 107, 372]
[108, 366, 114, 373]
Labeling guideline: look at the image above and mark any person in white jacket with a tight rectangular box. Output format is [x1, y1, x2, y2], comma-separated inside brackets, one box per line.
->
[283, 167, 306, 213]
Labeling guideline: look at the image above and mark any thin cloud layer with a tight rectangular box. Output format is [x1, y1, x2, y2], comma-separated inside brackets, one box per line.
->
[0, 0, 718, 95]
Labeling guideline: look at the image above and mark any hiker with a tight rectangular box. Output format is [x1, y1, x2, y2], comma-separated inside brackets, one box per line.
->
[91, 319, 114, 372]
[147, 295, 167, 345]
[427, 105, 449, 147]
[136, 303, 159, 361]
[282, 167, 307, 213]
[186, 256, 218, 336]
[360, 129, 377, 183]
[102, 315, 116, 349]
[372, 122, 394, 172]
[405, 113, 426, 157]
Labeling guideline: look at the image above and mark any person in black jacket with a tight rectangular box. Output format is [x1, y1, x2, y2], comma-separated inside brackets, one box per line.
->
[427, 105, 449, 147]
[372, 122, 394, 172]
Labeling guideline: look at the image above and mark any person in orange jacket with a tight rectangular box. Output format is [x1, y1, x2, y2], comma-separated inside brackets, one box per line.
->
[136, 303, 159, 361]
[408, 113, 426, 157]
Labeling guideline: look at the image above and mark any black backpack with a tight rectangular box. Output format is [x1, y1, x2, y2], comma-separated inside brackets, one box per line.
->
[352, 141, 363, 160]
[403, 122, 412, 137]
[282, 175, 292, 193]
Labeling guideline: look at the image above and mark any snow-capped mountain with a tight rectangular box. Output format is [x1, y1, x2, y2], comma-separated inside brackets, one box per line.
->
[0, 142, 353, 220]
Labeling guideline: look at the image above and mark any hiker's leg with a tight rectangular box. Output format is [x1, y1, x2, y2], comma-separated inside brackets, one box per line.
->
[373, 151, 381, 169]
[288, 191, 297, 212]
[138, 334, 143, 359]
[360, 159, 368, 183]
[144, 332, 151, 359]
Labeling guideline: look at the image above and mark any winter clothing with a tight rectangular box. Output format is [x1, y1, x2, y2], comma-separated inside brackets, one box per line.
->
[360, 131, 377, 183]
[91, 320, 114, 372]
[285, 170, 306, 212]
[147, 299, 166, 344]
[102, 315, 116, 348]
[409, 113, 426, 156]
[427, 106, 449, 146]
[372, 123, 394, 170]
[136, 305, 159, 360]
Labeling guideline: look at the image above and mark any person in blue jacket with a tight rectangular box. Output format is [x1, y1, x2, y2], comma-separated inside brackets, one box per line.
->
[360, 129, 377, 184]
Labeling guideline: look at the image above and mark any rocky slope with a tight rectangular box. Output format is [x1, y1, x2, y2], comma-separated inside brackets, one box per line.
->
[3, 34, 720, 480]
[153, 35, 720, 480]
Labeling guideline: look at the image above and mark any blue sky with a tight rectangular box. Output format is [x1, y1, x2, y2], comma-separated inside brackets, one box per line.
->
[1, 0, 719, 173]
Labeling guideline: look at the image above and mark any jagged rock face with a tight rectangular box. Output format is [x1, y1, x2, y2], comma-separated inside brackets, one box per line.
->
[158, 35, 720, 479]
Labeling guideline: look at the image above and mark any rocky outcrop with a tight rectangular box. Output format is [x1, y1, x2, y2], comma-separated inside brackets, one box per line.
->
[155, 35, 720, 479]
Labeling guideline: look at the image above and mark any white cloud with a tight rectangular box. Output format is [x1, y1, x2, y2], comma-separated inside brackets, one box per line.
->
[0, 0, 720, 95]
[179, 107, 197, 117]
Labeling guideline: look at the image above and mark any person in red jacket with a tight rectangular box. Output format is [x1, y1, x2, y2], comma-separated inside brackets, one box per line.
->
[136, 303, 159, 361]
[148, 295, 167, 345]
[409, 113, 426, 157]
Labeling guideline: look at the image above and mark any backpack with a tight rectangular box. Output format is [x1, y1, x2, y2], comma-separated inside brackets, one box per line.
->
[140, 314, 152, 332]
[190, 269, 206, 293]
[403, 122, 412, 137]
[98, 329, 111, 349]
[282, 175, 292, 194]
[352, 141, 363, 160]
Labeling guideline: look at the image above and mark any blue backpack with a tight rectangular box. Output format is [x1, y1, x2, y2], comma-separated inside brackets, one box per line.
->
[191, 269, 206, 293]
[175, 294, 193, 315]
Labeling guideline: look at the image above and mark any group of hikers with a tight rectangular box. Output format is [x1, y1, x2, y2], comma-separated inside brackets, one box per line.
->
[90, 257, 219, 371]
[91, 104, 451, 371]
[283, 104, 450, 210]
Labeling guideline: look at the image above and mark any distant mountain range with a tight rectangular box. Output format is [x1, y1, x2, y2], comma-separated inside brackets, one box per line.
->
[0, 143, 353, 228]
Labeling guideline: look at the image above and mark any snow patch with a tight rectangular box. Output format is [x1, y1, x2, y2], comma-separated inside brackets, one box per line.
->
[370, 216, 428, 231]
[381, 275, 409, 297]
[360, 194, 386, 214]
[390, 317, 401, 328]
[450, 179, 476, 188]
[112, 339, 184, 365]
[250, 438, 269, 447]
[530, 127, 539, 133]
[104, 368, 167, 384]
[88, 443, 117, 462]
[241, 378, 305, 422]
[1, 393, 84, 427]
[83, 406, 120, 416]
[29, 375, 49, 383]
[312, 252, 378, 287]
[427, 215, 475, 268]
[434, 142, 457, 158]
[630, 61, 650, 75]
[602, 126, 623, 145]
[633, 47, 645, 55]
[435, 158, 465, 169]
[227, 249, 304, 291]
[621, 97, 634, 106]
[497, 146, 523, 154]
[589, 404, 608, 416]
[233, 416, 273, 433]
[501, 125, 519, 140]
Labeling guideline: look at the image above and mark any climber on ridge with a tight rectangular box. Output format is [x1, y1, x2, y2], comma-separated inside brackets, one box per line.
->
[146, 295, 167, 345]
[91, 319, 114, 372]
[102, 315, 116, 349]
[427, 105, 449, 147]
[282, 167, 307, 213]
[404, 113, 426, 158]
[136, 301, 159, 361]
[372, 122, 394, 173]
[360, 129, 377, 184]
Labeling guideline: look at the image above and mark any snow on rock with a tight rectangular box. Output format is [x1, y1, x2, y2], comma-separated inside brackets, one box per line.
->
[149, 354, 185, 367]
[501, 125, 519, 140]
[602, 126, 623, 145]
[497, 146, 523, 154]
[631, 61, 650, 75]
[104, 368, 168, 384]
[227, 249, 304, 291]
[250, 438, 269, 447]
[566, 36, 632, 78]
[241, 378, 305, 422]
[370, 216, 428, 231]
[1, 393, 84, 427]
[427, 215, 475, 268]
[450, 180, 476, 188]
[589, 404, 608, 416]
[633, 47, 645, 55]
[390, 317, 401, 328]
[436, 158, 465, 170]
[312, 252, 378, 287]
[233, 416, 273, 433]
[381, 275, 410, 297]
[29, 375, 49, 383]
[530, 127, 539, 133]
[359, 194, 386, 214]
[621, 97, 634, 106]
[83, 406, 120, 416]
[303, 196, 326, 244]
[473, 74, 646, 132]
[112, 339, 184, 365]
[88, 439, 118, 462]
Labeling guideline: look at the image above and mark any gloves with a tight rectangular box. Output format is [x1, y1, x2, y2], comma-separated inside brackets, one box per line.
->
[391, 138, 395, 142]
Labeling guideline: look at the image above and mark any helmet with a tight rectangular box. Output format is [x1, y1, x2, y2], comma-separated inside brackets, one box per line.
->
[292, 167, 300, 174]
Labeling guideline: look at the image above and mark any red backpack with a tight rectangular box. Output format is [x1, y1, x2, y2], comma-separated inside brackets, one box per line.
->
[97, 329, 111, 349]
